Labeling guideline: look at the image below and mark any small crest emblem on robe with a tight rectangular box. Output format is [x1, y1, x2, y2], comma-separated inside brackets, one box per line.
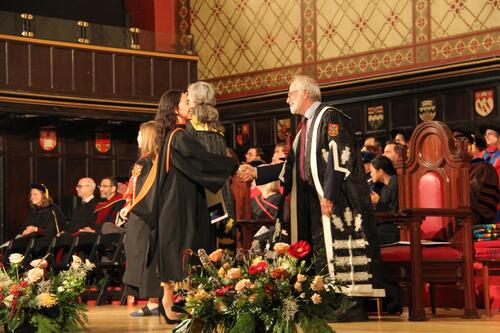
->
[95, 132, 111, 153]
[39, 129, 57, 151]
[367, 105, 384, 130]
[418, 98, 437, 121]
[474, 89, 494, 117]
[328, 124, 340, 137]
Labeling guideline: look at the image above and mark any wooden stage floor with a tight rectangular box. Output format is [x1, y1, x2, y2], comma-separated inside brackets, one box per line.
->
[80, 305, 500, 333]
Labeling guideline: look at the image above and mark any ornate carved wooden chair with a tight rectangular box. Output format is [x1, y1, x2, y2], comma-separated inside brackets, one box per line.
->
[377, 121, 478, 320]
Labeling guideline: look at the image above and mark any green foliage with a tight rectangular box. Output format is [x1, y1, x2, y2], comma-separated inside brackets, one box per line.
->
[228, 312, 255, 333]
[299, 315, 335, 333]
[31, 314, 58, 333]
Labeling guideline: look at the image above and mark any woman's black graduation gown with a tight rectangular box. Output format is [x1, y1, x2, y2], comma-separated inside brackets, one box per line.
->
[122, 156, 163, 298]
[132, 129, 238, 282]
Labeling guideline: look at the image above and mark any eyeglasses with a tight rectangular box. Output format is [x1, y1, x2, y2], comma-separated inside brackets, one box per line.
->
[287, 90, 300, 98]
[76, 184, 90, 189]
[98, 184, 112, 189]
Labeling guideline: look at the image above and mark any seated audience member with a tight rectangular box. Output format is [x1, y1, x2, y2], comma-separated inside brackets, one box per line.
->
[251, 180, 282, 220]
[17, 184, 65, 252]
[271, 144, 287, 164]
[115, 176, 129, 196]
[369, 155, 399, 244]
[93, 177, 126, 234]
[369, 155, 402, 314]
[245, 147, 265, 165]
[383, 140, 402, 164]
[362, 151, 376, 178]
[391, 129, 410, 146]
[59, 178, 98, 240]
[361, 136, 382, 154]
[469, 134, 500, 225]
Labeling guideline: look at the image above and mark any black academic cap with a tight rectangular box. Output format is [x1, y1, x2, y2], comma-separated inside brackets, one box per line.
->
[469, 133, 487, 151]
[475, 117, 500, 135]
[449, 122, 471, 138]
[115, 175, 129, 184]
[30, 183, 48, 196]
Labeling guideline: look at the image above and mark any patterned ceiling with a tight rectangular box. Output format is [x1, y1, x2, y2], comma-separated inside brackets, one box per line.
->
[183, 0, 500, 100]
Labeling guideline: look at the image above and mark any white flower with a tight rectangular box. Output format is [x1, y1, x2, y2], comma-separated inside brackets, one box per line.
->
[27, 267, 44, 283]
[71, 255, 83, 270]
[84, 259, 95, 270]
[3, 294, 13, 306]
[9, 253, 24, 265]
[57, 286, 65, 293]
[30, 259, 48, 269]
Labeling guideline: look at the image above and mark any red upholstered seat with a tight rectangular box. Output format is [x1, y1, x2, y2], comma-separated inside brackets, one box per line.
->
[418, 172, 446, 240]
[475, 240, 500, 248]
[475, 240, 500, 259]
[381, 245, 462, 262]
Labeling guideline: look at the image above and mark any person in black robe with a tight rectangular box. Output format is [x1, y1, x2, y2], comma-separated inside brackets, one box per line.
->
[14, 183, 65, 257]
[122, 121, 162, 316]
[131, 90, 238, 323]
[186, 81, 236, 251]
[369, 155, 399, 245]
[238, 75, 383, 321]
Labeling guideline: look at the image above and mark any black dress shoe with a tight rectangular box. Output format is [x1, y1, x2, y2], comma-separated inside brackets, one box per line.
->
[158, 301, 181, 325]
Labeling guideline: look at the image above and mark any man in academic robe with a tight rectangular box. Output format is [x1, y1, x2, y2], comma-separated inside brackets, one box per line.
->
[239, 75, 384, 320]
[92, 177, 126, 233]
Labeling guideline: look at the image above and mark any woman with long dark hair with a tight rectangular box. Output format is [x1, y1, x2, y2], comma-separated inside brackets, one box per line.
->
[131, 89, 238, 324]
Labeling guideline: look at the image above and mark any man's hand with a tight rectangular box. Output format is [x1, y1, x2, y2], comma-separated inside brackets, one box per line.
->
[22, 225, 38, 236]
[236, 164, 256, 182]
[320, 198, 334, 216]
[370, 191, 380, 205]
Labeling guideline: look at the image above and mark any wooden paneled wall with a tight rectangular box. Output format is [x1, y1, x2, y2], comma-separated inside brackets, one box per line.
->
[219, 65, 500, 163]
[0, 35, 197, 103]
[0, 120, 140, 243]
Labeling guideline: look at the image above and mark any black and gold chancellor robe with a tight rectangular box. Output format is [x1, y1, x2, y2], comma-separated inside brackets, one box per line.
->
[131, 129, 238, 282]
[256, 104, 383, 297]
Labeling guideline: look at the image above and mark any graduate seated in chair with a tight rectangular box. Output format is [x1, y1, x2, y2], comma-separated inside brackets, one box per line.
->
[5, 183, 65, 261]
[93, 177, 126, 235]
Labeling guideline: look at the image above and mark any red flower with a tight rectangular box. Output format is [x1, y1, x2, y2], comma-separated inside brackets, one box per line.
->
[264, 283, 274, 295]
[19, 281, 29, 288]
[288, 241, 311, 259]
[248, 261, 268, 275]
[215, 285, 234, 297]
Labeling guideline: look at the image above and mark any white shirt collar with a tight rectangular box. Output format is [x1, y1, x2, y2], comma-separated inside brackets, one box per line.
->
[304, 101, 321, 120]
[82, 195, 94, 204]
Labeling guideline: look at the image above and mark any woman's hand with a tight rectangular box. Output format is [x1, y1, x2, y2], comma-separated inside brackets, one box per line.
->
[119, 206, 130, 220]
[22, 225, 38, 236]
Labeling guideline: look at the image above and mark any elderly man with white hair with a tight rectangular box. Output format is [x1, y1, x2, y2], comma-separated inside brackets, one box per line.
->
[240, 75, 384, 321]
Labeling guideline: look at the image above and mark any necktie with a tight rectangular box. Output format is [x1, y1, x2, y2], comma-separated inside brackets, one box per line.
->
[299, 117, 308, 181]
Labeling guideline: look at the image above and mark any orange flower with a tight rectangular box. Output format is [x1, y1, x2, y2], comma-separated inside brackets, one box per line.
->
[273, 242, 290, 255]
[226, 268, 241, 280]
[209, 249, 224, 262]
[311, 293, 322, 304]
[311, 275, 324, 291]
[271, 267, 289, 279]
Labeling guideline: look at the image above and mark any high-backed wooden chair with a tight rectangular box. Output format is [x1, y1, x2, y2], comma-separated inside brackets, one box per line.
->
[377, 121, 478, 320]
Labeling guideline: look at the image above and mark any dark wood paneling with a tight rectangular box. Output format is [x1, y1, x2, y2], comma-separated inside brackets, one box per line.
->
[255, 119, 273, 146]
[171, 60, 189, 90]
[74, 50, 93, 94]
[0, 41, 6, 85]
[117, 159, 136, 178]
[133, 56, 151, 97]
[115, 54, 133, 96]
[444, 90, 467, 122]
[63, 135, 88, 154]
[115, 140, 138, 155]
[63, 157, 88, 196]
[153, 58, 171, 97]
[189, 62, 197, 85]
[5, 150, 32, 239]
[91, 159, 114, 185]
[35, 157, 61, 203]
[6, 42, 29, 88]
[53, 47, 74, 92]
[30, 44, 52, 90]
[342, 104, 364, 134]
[94, 52, 113, 96]
[391, 99, 415, 128]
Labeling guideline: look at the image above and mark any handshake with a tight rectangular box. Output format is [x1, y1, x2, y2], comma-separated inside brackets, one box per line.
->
[235, 163, 257, 183]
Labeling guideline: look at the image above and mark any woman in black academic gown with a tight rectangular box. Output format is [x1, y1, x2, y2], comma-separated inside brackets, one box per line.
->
[186, 81, 236, 251]
[18, 183, 65, 254]
[131, 90, 238, 324]
[121, 121, 162, 317]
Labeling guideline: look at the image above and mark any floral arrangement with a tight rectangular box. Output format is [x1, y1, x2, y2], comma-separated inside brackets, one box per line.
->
[0, 253, 94, 333]
[174, 240, 351, 333]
